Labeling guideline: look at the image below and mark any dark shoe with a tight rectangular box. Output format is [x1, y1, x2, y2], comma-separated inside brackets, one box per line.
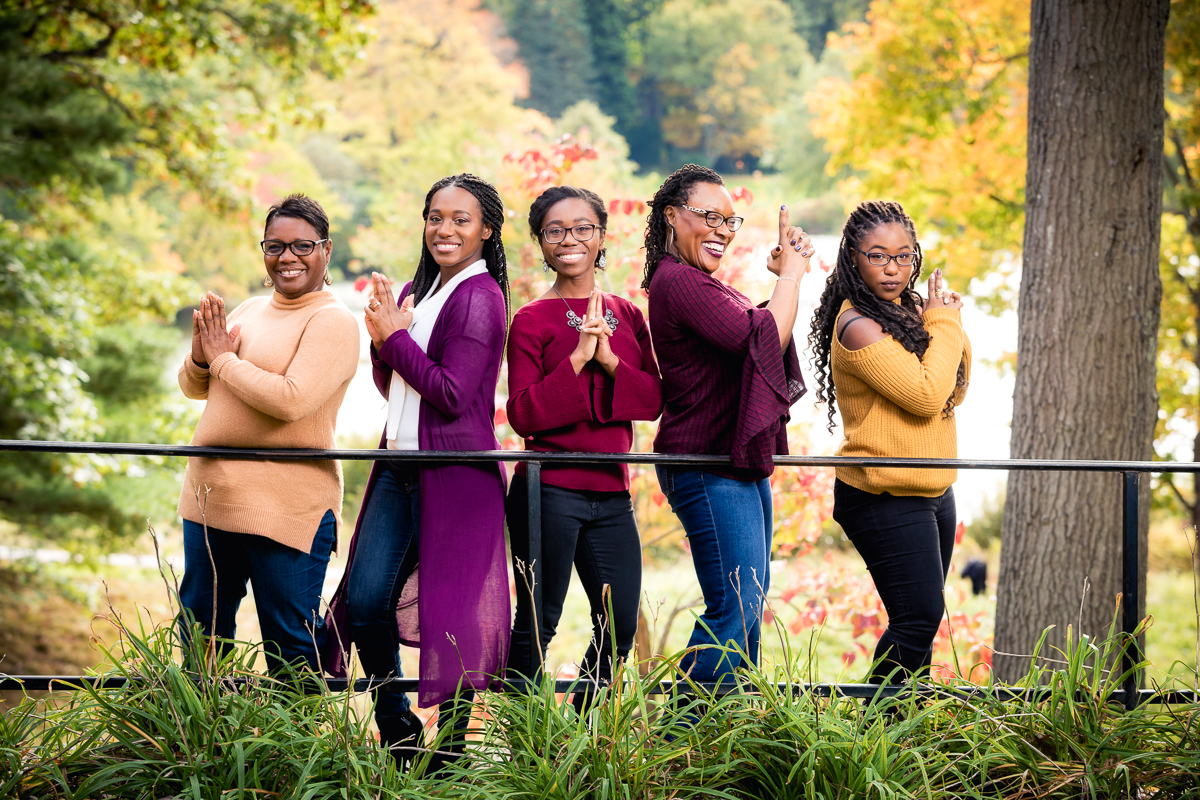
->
[377, 710, 423, 770]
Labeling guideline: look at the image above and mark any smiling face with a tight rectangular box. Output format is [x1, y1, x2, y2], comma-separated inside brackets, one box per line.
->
[664, 181, 735, 275]
[425, 186, 493, 270]
[538, 197, 604, 279]
[262, 216, 331, 300]
[853, 222, 918, 302]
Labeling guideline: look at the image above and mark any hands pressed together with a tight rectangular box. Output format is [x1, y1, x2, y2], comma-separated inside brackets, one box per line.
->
[569, 288, 619, 377]
[192, 292, 242, 368]
[364, 272, 413, 349]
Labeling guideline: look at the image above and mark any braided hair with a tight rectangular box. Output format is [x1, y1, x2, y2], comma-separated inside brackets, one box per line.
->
[807, 200, 967, 431]
[410, 173, 512, 324]
[641, 164, 724, 291]
[527, 185, 609, 270]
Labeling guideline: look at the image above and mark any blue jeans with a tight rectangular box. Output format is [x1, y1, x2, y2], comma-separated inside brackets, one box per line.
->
[656, 467, 773, 685]
[179, 509, 336, 676]
[342, 463, 474, 739]
[344, 463, 422, 725]
[833, 479, 956, 681]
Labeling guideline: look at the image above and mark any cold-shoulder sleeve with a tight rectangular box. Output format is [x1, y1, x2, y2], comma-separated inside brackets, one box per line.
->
[378, 280, 506, 419]
[506, 309, 592, 436]
[838, 308, 965, 418]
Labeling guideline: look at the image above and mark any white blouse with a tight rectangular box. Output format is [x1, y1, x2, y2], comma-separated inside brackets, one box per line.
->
[385, 259, 489, 450]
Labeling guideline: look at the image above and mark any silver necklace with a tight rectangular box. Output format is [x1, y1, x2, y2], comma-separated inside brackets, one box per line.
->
[551, 286, 618, 332]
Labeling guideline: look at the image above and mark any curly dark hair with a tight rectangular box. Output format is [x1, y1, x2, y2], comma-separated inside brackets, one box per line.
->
[527, 185, 609, 271]
[807, 200, 967, 431]
[408, 174, 511, 324]
[640, 164, 724, 291]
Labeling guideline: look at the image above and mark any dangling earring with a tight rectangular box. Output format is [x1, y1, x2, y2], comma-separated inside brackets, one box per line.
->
[542, 260, 551, 273]
[263, 276, 273, 287]
[597, 253, 606, 269]
[324, 270, 333, 285]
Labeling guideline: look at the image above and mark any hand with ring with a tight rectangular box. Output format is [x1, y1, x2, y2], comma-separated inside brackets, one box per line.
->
[766, 204, 812, 282]
[364, 272, 414, 348]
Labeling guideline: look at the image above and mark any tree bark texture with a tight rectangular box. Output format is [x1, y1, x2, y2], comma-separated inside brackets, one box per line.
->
[994, 0, 1168, 683]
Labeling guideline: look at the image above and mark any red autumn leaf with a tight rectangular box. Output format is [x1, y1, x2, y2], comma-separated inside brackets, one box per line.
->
[608, 199, 621, 214]
[494, 408, 508, 427]
[354, 276, 369, 293]
[622, 198, 635, 215]
[955, 521, 965, 545]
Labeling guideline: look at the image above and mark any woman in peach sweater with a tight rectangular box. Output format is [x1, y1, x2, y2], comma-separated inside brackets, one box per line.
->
[177, 194, 359, 676]
[808, 200, 971, 684]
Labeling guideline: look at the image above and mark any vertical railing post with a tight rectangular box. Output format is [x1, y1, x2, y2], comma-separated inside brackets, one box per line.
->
[1122, 470, 1141, 711]
[527, 460, 543, 678]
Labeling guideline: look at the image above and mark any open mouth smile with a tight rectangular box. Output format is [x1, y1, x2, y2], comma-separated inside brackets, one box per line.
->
[702, 241, 725, 258]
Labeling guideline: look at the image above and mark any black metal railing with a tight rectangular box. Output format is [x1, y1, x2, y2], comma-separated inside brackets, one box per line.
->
[1, 439, 1198, 710]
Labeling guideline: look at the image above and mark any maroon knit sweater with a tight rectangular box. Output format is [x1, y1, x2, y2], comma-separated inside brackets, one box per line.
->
[648, 256, 805, 481]
[506, 292, 663, 492]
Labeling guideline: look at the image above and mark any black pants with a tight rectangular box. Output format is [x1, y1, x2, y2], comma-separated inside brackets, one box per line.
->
[832, 479, 956, 682]
[506, 474, 642, 703]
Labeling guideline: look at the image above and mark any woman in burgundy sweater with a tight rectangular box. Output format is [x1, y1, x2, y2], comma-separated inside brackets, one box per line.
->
[505, 185, 663, 709]
[644, 164, 810, 687]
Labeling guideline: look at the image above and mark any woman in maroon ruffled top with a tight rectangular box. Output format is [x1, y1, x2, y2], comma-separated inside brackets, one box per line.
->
[645, 164, 810, 686]
[505, 185, 662, 710]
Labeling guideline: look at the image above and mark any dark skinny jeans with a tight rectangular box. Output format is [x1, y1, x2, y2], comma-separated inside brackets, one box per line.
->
[832, 479, 956, 683]
[506, 474, 642, 707]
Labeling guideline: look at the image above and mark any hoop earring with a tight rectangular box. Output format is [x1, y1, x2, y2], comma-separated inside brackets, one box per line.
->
[263, 276, 273, 287]
[666, 226, 676, 252]
[324, 270, 333, 285]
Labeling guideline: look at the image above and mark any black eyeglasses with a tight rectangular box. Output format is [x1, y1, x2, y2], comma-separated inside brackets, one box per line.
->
[856, 249, 917, 267]
[540, 224, 599, 244]
[679, 205, 744, 232]
[261, 239, 329, 257]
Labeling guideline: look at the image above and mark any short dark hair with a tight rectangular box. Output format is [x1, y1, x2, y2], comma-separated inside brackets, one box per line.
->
[528, 185, 609, 271]
[264, 194, 330, 240]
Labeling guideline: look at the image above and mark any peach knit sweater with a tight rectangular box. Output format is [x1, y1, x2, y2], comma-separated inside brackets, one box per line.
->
[177, 290, 359, 553]
[832, 299, 972, 496]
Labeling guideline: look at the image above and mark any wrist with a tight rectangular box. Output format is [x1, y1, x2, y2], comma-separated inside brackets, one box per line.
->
[569, 351, 589, 375]
[191, 355, 209, 369]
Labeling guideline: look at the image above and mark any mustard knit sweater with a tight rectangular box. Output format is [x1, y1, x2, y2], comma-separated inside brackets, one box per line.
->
[831, 299, 972, 496]
[177, 290, 360, 553]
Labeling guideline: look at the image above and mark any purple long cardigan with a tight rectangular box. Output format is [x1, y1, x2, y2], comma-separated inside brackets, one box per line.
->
[324, 273, 510, 707]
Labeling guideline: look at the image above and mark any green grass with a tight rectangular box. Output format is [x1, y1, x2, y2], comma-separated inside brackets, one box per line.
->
[4, 603, 1200, 799]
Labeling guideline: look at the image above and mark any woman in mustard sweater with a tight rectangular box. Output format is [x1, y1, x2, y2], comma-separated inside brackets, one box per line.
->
[808, 200, 971, 683]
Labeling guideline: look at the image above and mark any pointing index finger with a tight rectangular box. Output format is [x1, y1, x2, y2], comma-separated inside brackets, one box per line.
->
[778, 205, 790, 246]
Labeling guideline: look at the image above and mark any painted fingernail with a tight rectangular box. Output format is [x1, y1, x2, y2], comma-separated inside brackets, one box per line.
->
[790, 239, 796, 246]
[781, 205, 786, 210]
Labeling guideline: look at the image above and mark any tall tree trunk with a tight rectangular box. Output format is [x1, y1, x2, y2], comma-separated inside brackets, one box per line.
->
[994, 0, 1169, 683]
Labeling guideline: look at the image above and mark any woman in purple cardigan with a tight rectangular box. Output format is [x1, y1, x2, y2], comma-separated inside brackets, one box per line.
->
[324, 174, 510, 770]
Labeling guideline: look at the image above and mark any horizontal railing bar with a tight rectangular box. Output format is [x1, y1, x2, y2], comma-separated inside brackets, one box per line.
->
[0, 440, 1195, 473]
[3, 675, 1193, 706]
